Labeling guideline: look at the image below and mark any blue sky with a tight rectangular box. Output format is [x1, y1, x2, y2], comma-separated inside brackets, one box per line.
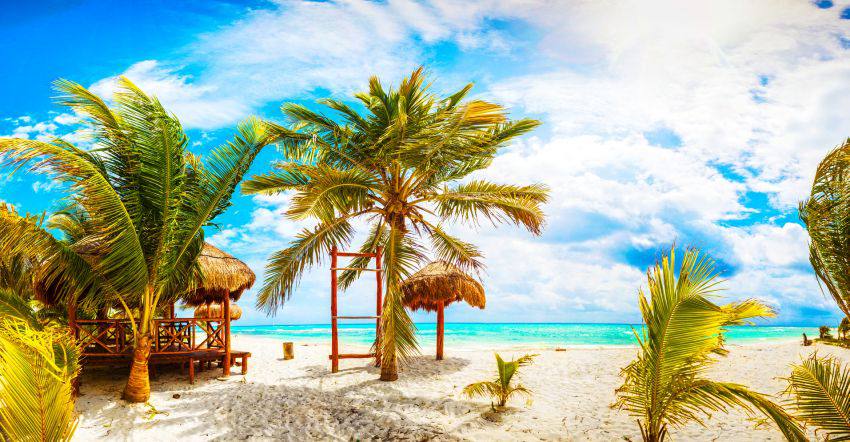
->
[2, 0, 850, 326]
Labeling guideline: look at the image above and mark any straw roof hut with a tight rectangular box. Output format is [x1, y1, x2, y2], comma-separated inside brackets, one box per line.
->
[182, 243, 255, 307]
[35, 242, 255, 316]
[401, 261, 485, 359]
[402, 261, 485, 311]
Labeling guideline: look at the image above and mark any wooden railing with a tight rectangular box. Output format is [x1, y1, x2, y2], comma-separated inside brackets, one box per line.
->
[75, 318, 226, 356]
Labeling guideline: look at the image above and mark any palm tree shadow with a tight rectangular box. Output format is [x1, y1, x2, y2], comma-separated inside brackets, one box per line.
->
[292, 355, 470, 382]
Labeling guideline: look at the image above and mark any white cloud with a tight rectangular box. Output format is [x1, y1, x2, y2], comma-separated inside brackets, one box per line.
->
[30, 0, 848, 323]
[90, 61, 251, 130]
[31, 180, 61, 194]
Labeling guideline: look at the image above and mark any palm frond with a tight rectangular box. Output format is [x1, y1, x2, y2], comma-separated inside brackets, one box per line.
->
[785, 354, 850, 440]
[0, 138, 148, 298]
[255, 217, 356, 313]
[434, 181, 549, 235]
[0, 315, 80, 441]
[615, 247, 793, 441]
[800, 138, 850, 318]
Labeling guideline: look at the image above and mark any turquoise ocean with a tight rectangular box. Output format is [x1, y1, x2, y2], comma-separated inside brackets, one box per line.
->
[232, 323, 819, 348]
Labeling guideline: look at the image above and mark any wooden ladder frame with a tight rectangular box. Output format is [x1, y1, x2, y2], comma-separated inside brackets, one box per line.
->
[329, 246, 383, 373]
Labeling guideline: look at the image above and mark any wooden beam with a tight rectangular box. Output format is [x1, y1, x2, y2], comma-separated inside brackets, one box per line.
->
[331, 267, 379, 272]
[436, 301, 444, 361]
[335, 252, 376, 258]
[222, 295, 231, 376]
[329, 353, 376, 359]
[334, 315, 379, 320]
[330, 246, 339, 373]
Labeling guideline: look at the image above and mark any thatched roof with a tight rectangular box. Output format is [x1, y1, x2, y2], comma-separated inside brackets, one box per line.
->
[36, 242, 255, 309]
[182, 243, 255, 307]
[401, 261, 485, 312]
[193, 302, 243, 321]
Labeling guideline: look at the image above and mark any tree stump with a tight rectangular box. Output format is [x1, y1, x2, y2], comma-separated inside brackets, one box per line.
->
[283, 342, 294, 360]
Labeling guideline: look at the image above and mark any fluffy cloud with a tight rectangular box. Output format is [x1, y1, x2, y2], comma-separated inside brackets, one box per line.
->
[54, 0, 850, 323]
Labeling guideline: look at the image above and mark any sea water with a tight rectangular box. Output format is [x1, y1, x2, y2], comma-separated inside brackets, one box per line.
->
[232, 323, 819, 348]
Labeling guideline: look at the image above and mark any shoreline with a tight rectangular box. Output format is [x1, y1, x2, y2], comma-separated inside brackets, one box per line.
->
[73, 335, 849, 441]
[230, 330, 810, 351]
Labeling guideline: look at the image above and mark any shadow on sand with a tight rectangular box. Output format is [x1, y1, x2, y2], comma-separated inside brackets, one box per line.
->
[76, 356, 491, 440]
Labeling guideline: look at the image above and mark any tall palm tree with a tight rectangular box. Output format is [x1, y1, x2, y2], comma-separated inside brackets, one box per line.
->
[785, 354, 850, 439]
[242, 68, 547, 380]
[615, 247, 806, 442]
[0, 78, 273, 402]
[800, 139, 850, 318]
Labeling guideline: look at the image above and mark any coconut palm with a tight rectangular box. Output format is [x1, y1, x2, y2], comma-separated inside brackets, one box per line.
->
[840, 317, 850, 340]
[800, 139, 850, 319]
[0, 78, 273, 402]
[785, 354, 850, 440]
[0, 289, 81, 441]
[463, 353, 536, 409]
[615, 247, 805, 442]
[242, 68, 547, 380]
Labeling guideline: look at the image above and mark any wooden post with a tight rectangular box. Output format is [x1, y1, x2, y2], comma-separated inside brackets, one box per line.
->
[436, 301, 445, 360]
[283, 342, 294, 360]
[331, 246, 339, 373]
[169, 302, 175, 319]
[222, 295, 231, 376]
[375, 246, 383, 366]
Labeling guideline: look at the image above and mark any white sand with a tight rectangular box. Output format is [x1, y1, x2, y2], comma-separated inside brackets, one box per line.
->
[72, 336, 850, 441]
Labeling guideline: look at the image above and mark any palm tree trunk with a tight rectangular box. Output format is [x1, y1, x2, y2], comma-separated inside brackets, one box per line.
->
[122, 334, 152, 403]
[380, 353, 398, 381]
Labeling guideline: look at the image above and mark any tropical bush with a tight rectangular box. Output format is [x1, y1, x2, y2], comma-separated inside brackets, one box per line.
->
[0, 78, 274, 402]
[615, 247, 805, 442]
[839, 317, 849, 340]
[242, 68, 547, 380]
[784, 354, 850, 440]
[0, 289, 80, 441]
[463, 353, 536, 410]
[820, 325, 833, 340]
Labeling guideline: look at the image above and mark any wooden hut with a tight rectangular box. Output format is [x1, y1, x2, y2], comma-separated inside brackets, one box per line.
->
[39, 242, 255, 383]
[401, 261, 485, 360]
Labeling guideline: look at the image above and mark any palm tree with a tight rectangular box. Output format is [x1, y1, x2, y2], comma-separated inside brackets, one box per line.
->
[800, 139, 850, 319]
[0, 288, 81, 441]
[0, 78, 273, 402]
[820, 325, 833, 340]
[463, 353, 536, 409]
[242, 68, 547, 380]
[615, 247, 805, 442]
[840, 317, 850, 340]
[784, 354, 850, 440]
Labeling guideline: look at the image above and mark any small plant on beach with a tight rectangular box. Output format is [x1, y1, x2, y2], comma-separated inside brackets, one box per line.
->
[614, 247, 805, 442]
[463, 353, 536, 410]
[819, 325, 833, 340]
[243, 67, 547, 381]
[0, 289, 81, 441]
[784, 354, 850, 440]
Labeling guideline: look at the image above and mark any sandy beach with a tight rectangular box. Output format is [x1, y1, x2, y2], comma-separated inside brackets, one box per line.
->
[70, 335, 850, 441]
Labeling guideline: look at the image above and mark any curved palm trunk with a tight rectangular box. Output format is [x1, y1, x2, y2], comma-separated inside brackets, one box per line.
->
[122, 334, 152, 402]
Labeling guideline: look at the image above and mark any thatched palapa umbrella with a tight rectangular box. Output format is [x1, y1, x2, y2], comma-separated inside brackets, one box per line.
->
[401, 261, 485, 360]
[182, 243, 255, 310]
[182, 242, 255, 376]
